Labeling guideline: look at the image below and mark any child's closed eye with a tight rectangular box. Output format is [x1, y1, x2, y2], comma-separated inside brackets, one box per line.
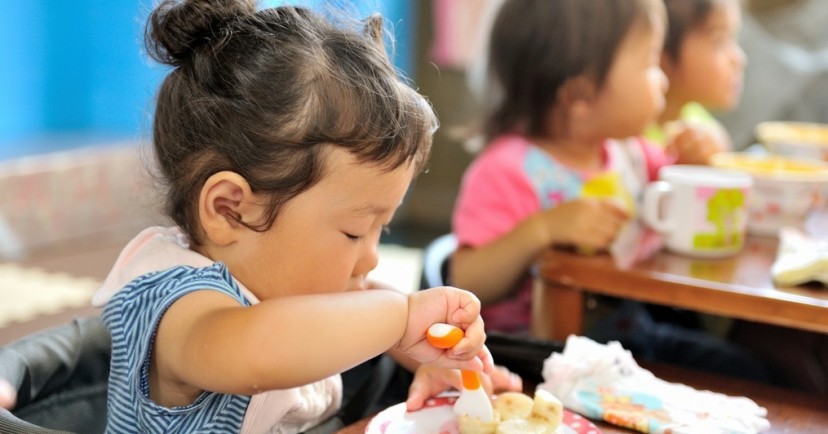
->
[344, 225, 390, 243]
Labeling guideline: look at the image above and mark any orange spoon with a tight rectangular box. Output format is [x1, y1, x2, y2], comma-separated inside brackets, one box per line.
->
[426, 323, 495, 422]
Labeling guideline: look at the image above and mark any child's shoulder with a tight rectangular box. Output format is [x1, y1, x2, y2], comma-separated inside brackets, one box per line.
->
[487, 134, 534, 152]
[471, 134, 535, 165]
[104, 263, 247, 316]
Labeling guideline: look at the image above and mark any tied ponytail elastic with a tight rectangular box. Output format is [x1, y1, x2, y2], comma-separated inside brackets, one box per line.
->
[145, 0, 255, 67]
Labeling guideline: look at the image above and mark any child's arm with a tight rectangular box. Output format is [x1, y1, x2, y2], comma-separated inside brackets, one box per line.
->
[152, 285, 491, 401]
[668, 120, 731, 165]
[452, 199, 629, 303]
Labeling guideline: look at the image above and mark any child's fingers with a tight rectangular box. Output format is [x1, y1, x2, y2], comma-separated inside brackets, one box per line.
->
[447, 355, 486, 372]
[405, 387, 429, 412]
[425, 318, 493, 374]
[448, 316, 486, 357]
[476, 344, 495, 374]
[406, 367, 461, 411]
[487, 365, 523, 394]
[0, 378, 16, 410]
[597, 199, 631, 221]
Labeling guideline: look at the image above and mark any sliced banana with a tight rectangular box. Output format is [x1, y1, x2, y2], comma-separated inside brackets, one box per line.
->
[529, 389, 563, 429]
[492, 391, 534, 421]
[458, 413, 500, 434]
[458, 389, 564, 434]
[495, 418, 555, 434]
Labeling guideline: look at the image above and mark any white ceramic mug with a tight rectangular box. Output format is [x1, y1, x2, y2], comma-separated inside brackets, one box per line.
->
[642, 165, 753, 258]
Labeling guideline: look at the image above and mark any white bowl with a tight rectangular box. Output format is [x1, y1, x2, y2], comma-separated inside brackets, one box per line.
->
[757, 121, 828, 161]
[710, 152, 828, 237]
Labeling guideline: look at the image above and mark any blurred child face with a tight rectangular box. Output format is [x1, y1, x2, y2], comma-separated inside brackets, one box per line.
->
[662, 1, 745, 110]
[233, 147, 414, 299]
[591, 15, 668, 139]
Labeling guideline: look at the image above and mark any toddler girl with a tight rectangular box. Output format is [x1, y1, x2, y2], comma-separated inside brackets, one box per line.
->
[93, 1, 496, 432]
[645, 0, 746, 154]
[452, 0, 679, 334]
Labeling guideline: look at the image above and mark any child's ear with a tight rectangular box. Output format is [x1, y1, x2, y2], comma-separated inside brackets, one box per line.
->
[198, 171, 256, 246]
[559, 76, 597, 120]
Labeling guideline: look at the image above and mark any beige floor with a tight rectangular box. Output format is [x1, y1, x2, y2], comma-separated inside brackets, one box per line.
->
[0, 244, 422, 329]
[0, 263, 99, 328]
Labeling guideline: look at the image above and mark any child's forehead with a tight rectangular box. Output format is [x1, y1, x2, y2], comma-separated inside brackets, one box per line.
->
[317, 147, 414, 196]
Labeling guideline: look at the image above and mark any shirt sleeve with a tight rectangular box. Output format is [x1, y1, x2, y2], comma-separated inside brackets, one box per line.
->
[101, 263, 251, 432]
[452, 141, 541, 248]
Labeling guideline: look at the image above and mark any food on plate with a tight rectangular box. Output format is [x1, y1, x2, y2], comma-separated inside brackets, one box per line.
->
[757, 121, 828, 161]
[493, 391, 534, 420]
[458, 389, 564, 434]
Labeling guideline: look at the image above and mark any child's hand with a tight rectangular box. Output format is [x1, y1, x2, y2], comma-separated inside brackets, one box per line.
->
[538, 198, 630, 251]
[405, 364, 523, 411]
[0, 377, 16, 410]
[397, 286, 494, 374]
[668, 122, 728, 165]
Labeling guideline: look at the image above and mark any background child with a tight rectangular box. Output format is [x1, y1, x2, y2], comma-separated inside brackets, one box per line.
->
[92, 2, 500, 432]
[453, 0, 675, 334]
[643, 0, 747, 334]
[645, 0, 746, 155]
[450, 0, 766, 380]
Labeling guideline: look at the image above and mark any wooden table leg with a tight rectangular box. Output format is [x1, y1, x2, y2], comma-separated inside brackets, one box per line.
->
[532, 277, 584, 341]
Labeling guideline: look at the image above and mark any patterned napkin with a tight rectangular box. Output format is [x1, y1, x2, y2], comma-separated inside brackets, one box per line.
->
[538, 335, 770, 434]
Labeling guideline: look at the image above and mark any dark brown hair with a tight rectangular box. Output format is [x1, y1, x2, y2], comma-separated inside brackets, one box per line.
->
[145, 0, 437, 245]
[663, 0, 724, 61]
[482, 0, 663, 142]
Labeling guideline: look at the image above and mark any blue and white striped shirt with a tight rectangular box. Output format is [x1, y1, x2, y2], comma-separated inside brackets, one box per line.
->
[102, 262, 251, 433]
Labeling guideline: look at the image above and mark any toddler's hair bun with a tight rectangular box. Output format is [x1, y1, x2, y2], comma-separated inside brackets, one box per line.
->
[145, 0, 255, 66]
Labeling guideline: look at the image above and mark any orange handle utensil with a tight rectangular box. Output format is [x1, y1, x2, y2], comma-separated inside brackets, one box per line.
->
[426, 323, 495, 422]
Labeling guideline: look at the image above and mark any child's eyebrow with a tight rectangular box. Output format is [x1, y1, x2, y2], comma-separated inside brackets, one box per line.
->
[348, 203, 394, 216]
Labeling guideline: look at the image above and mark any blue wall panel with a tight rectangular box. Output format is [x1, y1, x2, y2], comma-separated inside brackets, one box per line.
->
[0, 0, 414, 158]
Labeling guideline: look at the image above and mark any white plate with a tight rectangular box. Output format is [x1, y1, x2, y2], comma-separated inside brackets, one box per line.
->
[365, 394, 602, 434]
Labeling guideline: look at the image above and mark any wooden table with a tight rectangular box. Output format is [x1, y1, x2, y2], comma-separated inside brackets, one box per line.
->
[335, 360, 828, 433]
[532, 230, 828, 341]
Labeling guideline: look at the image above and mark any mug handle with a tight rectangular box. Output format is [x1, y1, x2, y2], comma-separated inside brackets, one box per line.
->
[642, 181, 675, 234]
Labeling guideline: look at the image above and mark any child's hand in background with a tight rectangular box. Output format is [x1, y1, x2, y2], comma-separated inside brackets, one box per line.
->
[667, 122, 729, 165]
[536, 198, 630, 251]
[0, 377, 16, 410]
[397, 287, 493, 374]
[405, 364, 523, 411]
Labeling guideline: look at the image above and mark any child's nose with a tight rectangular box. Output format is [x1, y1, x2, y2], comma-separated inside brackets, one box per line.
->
[354, 241, 380, 277]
